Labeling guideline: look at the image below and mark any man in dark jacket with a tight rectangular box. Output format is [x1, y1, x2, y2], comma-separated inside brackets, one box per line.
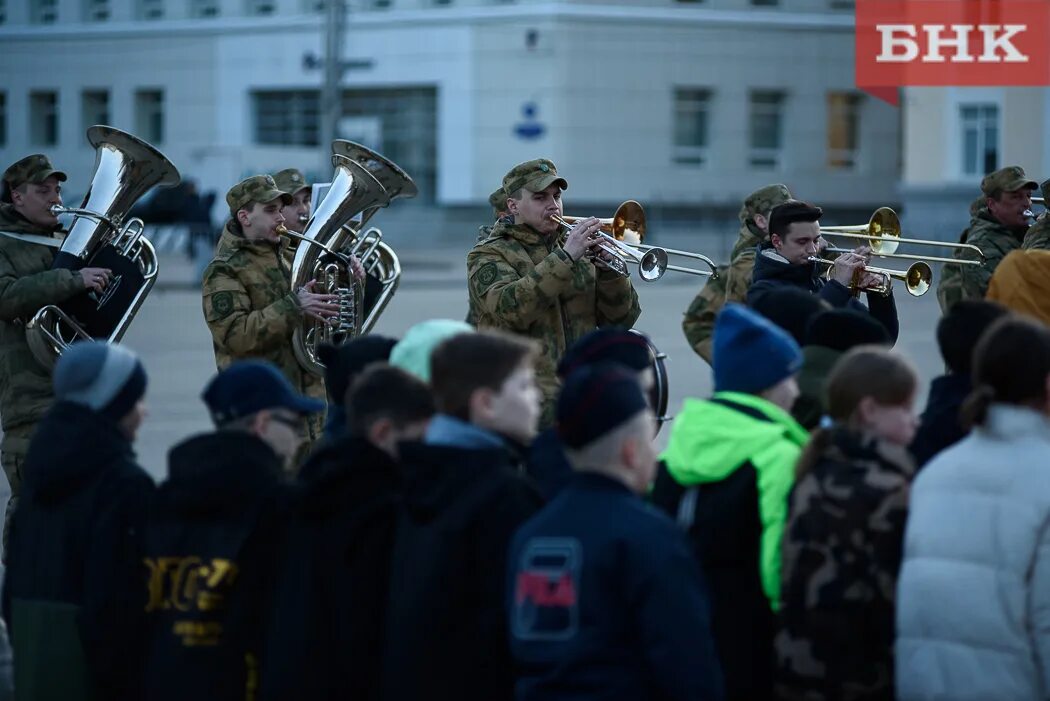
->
[910, 300, 1007, 467]
[3, 341, 152, 701]
[747, 201, 899, 343]
[381, 330, 544, 701]
[314, 334, 398, 442]
[141, 360, 323, 701]
[262, 364, 435, 701]
[509, 364, 725, 701]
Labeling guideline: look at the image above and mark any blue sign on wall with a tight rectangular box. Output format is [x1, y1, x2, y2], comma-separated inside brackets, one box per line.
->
[515, 102, 546, 140]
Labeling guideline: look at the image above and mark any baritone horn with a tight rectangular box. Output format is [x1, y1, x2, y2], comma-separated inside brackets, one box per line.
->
[553, 200, 720, 281]
[819, 206, 985, 266]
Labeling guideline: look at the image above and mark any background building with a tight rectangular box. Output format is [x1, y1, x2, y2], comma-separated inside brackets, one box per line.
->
[1, 0, 900, 247]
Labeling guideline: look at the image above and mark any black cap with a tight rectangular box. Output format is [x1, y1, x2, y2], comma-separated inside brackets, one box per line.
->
[805, 308, 891, 351]
[317, 335, 398, 404]
[203, 360, 325, 426]
[557, 328, 653, 379]
[556, 364, 648, 449]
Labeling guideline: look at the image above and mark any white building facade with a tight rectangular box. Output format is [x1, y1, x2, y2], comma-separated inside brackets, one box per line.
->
[0, 0, 900, 241]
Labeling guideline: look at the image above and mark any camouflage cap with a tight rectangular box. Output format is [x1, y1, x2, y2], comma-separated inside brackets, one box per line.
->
[271, 168, 310, 195]
[501, 159, 568, 196]
[744, 183, 792, 219]
[3, 154, 67, 190]
[488, 188, 508, 214]
[226, 175, 293, 216]
[980, 165, 1038, 196]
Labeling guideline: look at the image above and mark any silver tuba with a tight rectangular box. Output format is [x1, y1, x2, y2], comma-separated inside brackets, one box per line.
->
[285, 140, 416, 376]
[25, 125, 180, 368]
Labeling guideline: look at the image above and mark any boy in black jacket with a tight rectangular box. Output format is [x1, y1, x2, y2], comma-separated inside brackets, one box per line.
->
[141, 360, 323, 701]
[3, 341, 151, 701]
[509, 364, 725, 701]
[381, 330, 544, 701]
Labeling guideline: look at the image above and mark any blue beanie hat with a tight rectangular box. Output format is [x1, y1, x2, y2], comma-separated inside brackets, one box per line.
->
[713, 304, 802, 394]
[389, 319, 473, 383]
[53, 341, 147, 420]
[557, 363, 649, 449]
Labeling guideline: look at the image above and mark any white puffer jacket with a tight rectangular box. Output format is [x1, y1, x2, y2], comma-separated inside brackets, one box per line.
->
[896, 404, 1050, 701]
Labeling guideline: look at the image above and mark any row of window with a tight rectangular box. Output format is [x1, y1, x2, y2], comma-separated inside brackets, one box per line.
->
[0, 89, 164, 148]
[3, 0, 850, 26]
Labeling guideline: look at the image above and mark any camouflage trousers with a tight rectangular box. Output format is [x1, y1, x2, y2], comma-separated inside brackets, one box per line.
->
[1, 423, 35, 559]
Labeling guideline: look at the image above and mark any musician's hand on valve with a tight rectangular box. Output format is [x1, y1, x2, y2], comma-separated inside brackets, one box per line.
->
[858, 271, 886, 292]
[79, 267, 112, 293]
[296, 280, 341, 322]
[829, 251, 867, 286]
[563, 217, 602, 262]
[349, 255, 366, 283]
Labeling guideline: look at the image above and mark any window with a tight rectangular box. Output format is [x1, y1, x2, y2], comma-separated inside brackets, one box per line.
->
[137, 0, 163, 19]
[135, 89, 164, 144]
[190, 0, 220, 18]
[247, 0, 276, 15]
[752, 0, 778, 5]
[749, 91, 784, 169]
[433, 0, 452, 5]
[672, 88, 711, 166]
[827, 92, 862, 169]
[0, 0, 7, 25]
[30, 91, 59, 146]
[32, 0, 58, 23]
[372, 0, 393, 7]
[82, 90, 110, 131]
[830, 0, 855, 8]
[254, 91, 320, 147]
[302, 0, 325, 12]
[84, 0, 110, 21]
[0, 93, 6, 147]
[960, 104, 999, 176]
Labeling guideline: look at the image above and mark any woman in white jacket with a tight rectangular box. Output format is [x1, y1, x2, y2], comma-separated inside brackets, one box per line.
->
[896, 315, 1050, 701]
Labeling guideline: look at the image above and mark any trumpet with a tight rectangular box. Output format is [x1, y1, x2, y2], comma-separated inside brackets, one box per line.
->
[809, 256, 933, 297]
[819, 206, 984, 266]
[552, 201, 720, 281]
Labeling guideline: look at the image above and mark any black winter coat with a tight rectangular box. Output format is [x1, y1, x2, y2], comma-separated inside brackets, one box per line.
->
[141, 431, 288, 701]
[2, 401, 154, 701]
[909, 374, 972, 468]
[526, 427, 573, 501]
[380, 441, 543, 701]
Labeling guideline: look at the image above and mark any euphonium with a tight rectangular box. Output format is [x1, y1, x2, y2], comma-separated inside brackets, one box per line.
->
[24, 125, 180, 369]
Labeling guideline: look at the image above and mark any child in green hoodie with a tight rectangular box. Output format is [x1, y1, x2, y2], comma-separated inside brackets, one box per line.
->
[658, 303, 807, 701]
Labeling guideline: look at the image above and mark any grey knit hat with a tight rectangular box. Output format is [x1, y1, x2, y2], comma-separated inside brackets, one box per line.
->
[53, 341, 147, 420]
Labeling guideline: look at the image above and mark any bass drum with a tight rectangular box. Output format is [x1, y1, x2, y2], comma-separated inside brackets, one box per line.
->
[629, 330, 671, 435]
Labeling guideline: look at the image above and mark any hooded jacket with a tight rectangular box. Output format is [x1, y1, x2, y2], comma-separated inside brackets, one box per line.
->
[2, 401, 154, 701]
[985, 248, 1050, 326]
[141, 431, 288, 701]
[658, 392, 808, 701]
[747, 246, 900, 343]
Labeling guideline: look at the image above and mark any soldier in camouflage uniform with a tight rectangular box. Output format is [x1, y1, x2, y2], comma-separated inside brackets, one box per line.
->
[0, 154, 114, 546]
[465, 188, 512, 327]
[682, 184, 792, 364]
[1022, 178, 1050, 251]
[201, 175, 341, 466]
[936, 165, 1037, 314]
[272, 168, 312, 235]
[467, 159, 641, 427]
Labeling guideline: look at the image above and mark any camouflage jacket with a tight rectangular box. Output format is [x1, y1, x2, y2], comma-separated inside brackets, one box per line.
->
[466, 221, 641, 427]
[682, 221, 764, 364]
[0, 204, 84, 430]
[936, 210, 1026, 314]
[775, 426, 913, 701]
[201, 223, 325, 411]
[1024, 213, 1050, 251]
[464, 224, 494, 327]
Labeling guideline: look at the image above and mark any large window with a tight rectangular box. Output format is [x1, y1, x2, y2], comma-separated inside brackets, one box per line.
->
[749, 90, 785, 169]
[190, 0, 220, 18]
[254, 91, 321, 147]
[673, 88, 711, 166]
[30, 92, 59, 146]
[135, 89, 165, 144]
[960, 104, 999, 176]
[0, 0, 9, 25]
[827, 92, 862, 169]
[137, 0, 163, 19]
[32, 0, 59, 23]
[246, 0, 276, 15]
[84, 0, 110, 21]
[82, 90, 110, 132]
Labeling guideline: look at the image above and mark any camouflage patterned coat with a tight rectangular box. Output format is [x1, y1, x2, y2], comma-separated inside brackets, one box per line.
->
[682, 221, 764, 364]
[0, 204, 84, 431]
[467, 221, 641, 426]
[201, 224, 326, 432]
[775, 426, 913, 701]
[936, 210, 1027, 314]
[1023, 213, 1050, 251]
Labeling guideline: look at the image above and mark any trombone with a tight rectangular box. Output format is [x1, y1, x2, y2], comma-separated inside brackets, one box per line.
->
[809, 256, 933, 298]
[552, 200, 720, 281]
[819, 206, 985, 267]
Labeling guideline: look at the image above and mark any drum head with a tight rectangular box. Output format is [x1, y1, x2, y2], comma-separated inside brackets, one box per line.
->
[628, 329, 670, 435]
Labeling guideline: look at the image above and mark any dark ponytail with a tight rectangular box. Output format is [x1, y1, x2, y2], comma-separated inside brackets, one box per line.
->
[961, 315, 1050, 428]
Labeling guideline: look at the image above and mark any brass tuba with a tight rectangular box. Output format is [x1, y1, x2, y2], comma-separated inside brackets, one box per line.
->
[25, 125, 180, 368]
[285, 140, 416, 376]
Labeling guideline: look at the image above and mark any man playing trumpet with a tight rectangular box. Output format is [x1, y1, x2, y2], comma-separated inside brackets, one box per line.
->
[467, 159, 641, 428]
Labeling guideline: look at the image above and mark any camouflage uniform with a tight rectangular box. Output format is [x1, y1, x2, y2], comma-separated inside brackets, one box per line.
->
[937, 166, 1038, 314]
[1022, 178, 1050, 251]
[465, 189, 512, 327]
[776, 426, 914, 701]
[467, 160, 641, 427]
[682, 184, 792, 364]
[201, 176, 326, 456]
[0, 155, 83, 543]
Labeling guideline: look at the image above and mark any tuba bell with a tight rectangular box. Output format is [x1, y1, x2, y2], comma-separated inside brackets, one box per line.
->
[285, 140, 416, 376]
[25, 125, 180, 369]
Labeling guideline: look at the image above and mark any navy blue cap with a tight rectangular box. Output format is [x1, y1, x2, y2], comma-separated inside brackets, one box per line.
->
[202, 360, 325, 426]
[557, 328, 653, 379]
[713, 304, 802, 394]
[556, 363, 649, 449]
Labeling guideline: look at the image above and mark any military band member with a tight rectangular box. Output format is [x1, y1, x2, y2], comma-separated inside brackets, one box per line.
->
[1022, 178, 1050, 251]
[682, 184, 793, 364]
[272, 168, 312, 235]
[937, 165, 1037, 313]
[201, 175, 339, 463]
[466, 188, 512, 327]
[467, 159, 642, 427]
[0, 155, 112, 545]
